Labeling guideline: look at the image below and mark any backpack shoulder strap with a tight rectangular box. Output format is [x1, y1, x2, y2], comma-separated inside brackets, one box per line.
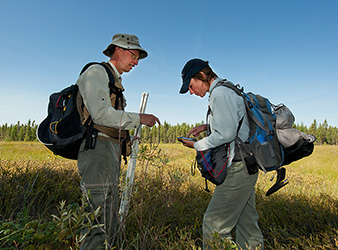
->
[213, 79, 271, 133]
[206, 79, 246, 142]
[208, 79, 246, 123]
[101, 62, 124, 110]
[210, 79, 244, 97]
[80, 62, 115, 88]
[80, 62, 124, 110]
[99, 62, 118, 91]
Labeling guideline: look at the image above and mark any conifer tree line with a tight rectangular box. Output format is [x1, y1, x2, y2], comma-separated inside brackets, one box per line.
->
[1, 119, 338, 145]
[0, 120, 37, 142]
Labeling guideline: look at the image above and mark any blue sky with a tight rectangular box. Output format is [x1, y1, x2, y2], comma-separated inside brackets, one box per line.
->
[1, 0, 337, 128]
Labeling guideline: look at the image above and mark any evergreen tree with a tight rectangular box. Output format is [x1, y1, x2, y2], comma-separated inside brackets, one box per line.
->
[24, 120, 31, 141]
[309, 119, 317, 139]
[18, 126, 25, 141]
[9, 125, 17, 141]
[296, 122, 308, 133]
[1, 119, 338, 144]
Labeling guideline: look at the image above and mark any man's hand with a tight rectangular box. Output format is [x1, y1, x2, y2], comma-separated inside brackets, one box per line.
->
[187, 124, 207, 137]
[139, 114, 161, 127]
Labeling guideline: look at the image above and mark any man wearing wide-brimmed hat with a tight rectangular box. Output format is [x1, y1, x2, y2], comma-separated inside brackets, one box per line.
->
[76, 33, 160, 249]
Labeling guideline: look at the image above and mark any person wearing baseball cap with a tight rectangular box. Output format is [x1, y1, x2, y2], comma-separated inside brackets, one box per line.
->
[179, 59, 264, 250]
[76, 34, 160, 249]
[179, 58, 209, 94]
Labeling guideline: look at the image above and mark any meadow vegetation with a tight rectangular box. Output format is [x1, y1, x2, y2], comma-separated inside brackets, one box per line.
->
[0, 141, 337, 249]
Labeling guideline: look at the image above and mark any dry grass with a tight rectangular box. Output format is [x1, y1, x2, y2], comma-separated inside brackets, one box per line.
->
[0, 142, 337, 249]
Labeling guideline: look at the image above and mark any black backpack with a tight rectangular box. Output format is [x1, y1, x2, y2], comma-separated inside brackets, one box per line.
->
[37, 62, 117, 160]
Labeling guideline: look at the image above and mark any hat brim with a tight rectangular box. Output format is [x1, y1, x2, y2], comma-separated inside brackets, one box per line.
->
[103, 44, 148, 59]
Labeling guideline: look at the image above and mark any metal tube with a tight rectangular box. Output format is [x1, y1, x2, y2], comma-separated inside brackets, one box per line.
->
[119, 92, 149, 223]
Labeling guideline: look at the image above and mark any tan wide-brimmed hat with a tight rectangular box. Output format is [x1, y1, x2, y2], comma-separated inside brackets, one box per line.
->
[103, 33, 148, 59]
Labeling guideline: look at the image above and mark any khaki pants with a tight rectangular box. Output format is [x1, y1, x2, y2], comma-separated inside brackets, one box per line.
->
[77, 138, 121, 250]
[203, 161, 264, 250]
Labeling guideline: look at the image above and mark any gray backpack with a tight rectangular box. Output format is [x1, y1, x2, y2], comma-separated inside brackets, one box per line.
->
[213, 81, 316, 195]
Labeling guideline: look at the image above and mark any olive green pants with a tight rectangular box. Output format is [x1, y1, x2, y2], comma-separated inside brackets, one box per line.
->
[78, 138, 121, 250]
[203, 161, 264, 250]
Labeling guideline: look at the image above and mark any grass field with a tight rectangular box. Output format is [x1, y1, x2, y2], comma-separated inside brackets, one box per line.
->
[0, 141, 337, 249]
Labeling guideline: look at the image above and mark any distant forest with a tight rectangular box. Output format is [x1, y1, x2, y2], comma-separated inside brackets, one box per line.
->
[0, 119, 337, 145]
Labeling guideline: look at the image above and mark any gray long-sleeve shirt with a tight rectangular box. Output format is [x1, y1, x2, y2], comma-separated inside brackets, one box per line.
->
[194, 78, 249, 164]
[76, 61, 140, 132]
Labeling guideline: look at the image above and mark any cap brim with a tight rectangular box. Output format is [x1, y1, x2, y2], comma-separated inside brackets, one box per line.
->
[179, 78, 191, 94]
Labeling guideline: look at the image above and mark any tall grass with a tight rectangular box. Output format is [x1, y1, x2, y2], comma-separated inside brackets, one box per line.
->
[289, 145, 338, 184]
[0, 141, 55, 161]
[0, 142, 337, 249]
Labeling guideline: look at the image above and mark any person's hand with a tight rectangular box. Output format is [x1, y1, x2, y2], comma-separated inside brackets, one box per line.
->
[139, 114, 161, 127]
[131, 136, 141, 144]
[187, 124, 207, 137]
[181, 139, 195, 148]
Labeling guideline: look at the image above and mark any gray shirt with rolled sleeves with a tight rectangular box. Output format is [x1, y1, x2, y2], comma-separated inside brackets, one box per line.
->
[193, 77, 250, 167]
[76, 61, 140, 136]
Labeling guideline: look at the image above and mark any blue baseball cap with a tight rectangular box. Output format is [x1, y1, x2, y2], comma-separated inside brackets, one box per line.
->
[180, 59, 209, 94]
